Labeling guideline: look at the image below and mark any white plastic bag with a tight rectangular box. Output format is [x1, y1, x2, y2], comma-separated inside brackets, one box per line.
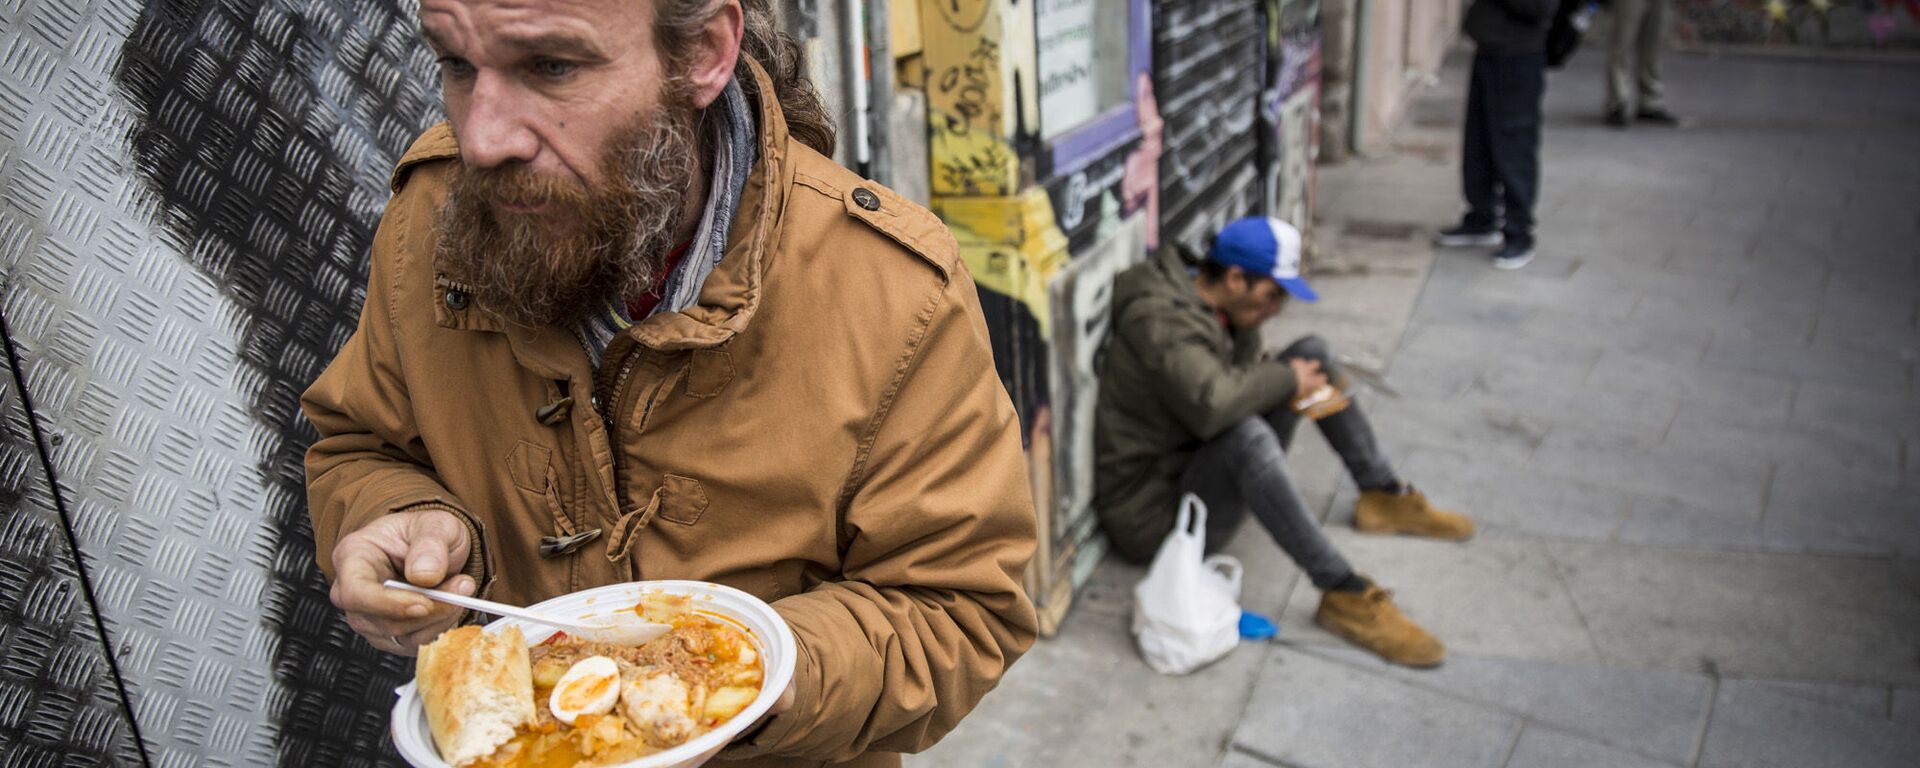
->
[1131, 494, 1244, 675]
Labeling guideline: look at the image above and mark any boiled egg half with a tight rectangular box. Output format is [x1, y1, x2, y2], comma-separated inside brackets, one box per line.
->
[549, 656, 621, 725]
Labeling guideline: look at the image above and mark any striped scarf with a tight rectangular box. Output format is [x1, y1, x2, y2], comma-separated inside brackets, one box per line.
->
[574, 79, 758, 369]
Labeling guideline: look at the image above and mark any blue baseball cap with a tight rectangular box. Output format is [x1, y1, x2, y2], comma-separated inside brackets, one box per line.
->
[1209, 217, 1317, 302]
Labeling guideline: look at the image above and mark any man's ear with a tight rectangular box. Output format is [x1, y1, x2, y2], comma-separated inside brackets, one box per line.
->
[685, 0, 744, 109]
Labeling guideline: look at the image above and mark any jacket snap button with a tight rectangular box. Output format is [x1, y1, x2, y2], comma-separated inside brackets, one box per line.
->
[852, 187, 880, 211]
[445, 289, 469, 311]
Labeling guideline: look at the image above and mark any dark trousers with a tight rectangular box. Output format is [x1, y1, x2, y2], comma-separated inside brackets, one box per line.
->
[1462, 50, 1547, 248]
[1178, 337, 1400, 590]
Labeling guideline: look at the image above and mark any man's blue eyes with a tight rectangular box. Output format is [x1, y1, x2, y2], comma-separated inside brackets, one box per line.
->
[532, 60, 579, 79]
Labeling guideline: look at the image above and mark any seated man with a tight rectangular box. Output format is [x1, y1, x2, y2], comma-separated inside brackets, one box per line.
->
[1093, 216, 1472, 668]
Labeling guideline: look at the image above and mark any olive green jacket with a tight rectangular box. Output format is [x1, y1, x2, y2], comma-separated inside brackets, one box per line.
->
[1092, 247, 1300, 562]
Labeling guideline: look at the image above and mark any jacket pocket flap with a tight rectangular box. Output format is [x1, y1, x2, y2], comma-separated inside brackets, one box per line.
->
[686, 350, 734, 398]
[654, 474, 709, 525]
[605, 475, 710, 562]
[507, 441, 552, 493]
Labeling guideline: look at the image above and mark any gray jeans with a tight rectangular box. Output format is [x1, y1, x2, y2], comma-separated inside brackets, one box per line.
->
[1178, 336, 1399, 590]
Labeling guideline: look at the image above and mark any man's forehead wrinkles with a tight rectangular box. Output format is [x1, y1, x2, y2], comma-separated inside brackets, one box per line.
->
[417, 0, 613, 50]
[418, 6, 470, 50]
[498, 31, 607, 58]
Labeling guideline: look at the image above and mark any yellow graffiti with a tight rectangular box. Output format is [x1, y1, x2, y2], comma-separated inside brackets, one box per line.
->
[923, 0, 1020, 196]
[934, 189, 1070, 333]
[921, 0, 1065, 324]
[929, 121, 1020, 196]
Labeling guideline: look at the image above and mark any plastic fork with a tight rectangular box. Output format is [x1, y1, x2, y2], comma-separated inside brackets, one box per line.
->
[383, 579, 673, 645]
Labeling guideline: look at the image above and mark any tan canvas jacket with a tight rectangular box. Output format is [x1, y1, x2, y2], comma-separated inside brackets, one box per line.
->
[302, 60, 1038, 767]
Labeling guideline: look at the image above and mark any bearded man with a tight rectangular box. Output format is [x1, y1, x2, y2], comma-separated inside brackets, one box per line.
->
[300, 0, 1038, 764]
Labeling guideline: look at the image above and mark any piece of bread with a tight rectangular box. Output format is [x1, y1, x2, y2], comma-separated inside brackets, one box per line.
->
[417, 625, 535, 767]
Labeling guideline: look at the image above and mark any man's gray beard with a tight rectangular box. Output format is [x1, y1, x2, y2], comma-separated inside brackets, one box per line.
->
[434, 97, 702, 328]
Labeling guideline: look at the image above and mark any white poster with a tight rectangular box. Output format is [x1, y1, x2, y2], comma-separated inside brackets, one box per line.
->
[1047, 215, 1148, 545]
[1037, 0, 1099, 137]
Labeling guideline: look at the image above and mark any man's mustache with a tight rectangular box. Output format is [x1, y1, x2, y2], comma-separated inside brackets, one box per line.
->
[456, 165, 594, 210]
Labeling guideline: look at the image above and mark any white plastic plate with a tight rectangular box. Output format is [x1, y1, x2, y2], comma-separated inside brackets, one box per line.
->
[390, 580, 795, 768]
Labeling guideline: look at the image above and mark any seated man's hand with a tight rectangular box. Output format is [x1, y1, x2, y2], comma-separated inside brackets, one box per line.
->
[329, 508, 474, 656]
[1287, 357, 1330, 396]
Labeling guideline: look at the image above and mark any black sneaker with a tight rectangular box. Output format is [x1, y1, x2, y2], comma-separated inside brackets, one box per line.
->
[1635, 107, 1682, 127]
[1490, 241, 1535, 270]
[1434, 223, 1502, 248]
[1605, 108, 1630, 128]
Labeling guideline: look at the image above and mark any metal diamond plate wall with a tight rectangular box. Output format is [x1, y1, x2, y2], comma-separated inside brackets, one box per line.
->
[0, 338, 142, 768]
[1, 0, 441, 763]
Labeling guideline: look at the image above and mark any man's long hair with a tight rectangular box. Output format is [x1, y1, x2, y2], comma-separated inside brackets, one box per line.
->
[654, 0, 837, 156]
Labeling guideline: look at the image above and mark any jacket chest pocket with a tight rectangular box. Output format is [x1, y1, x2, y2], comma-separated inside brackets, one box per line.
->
[606, 474, 709, 561]
[509, 440, 595, 545]
[508, 440, 554, 495]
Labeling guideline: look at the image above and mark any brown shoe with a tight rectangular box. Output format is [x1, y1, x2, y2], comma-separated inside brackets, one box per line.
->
[1355, 485, 1475, 541]
[1315, 583, 1446, 668]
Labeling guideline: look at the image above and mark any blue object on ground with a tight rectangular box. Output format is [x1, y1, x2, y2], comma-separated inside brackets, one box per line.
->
[1239, 610, 1279, 640]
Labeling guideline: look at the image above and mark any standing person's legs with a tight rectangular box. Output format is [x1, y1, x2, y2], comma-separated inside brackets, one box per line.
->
[1484, 52, 1546, 250]
[1637, 0, 1670, 113]
[1608, 0, 1650, 114]
[1179, 418, 1358, 591]
[1271, 336, 1400, 491]
[1461, 52, 1500, 232]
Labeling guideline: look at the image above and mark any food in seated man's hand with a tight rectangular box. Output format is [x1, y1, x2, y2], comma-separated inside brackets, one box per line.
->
[1292, 384, 1351, 420]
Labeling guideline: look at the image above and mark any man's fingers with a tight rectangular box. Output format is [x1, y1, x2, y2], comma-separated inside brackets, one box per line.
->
[346, 605, 463, 653]
[329, 510, 474, 656]
[402, 512, 468, 588]
[401, 538, 457, 590]
[435, 574, 478, 597]
[347, 606, 462, 639]
[362, 626, 422, 657]
[402, 542, 446, 588]
[333, 546, 433, 618]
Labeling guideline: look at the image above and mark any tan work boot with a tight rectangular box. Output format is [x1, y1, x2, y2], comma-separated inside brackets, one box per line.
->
[1315, 583, 1446, 668]
[1355, 485, 1475, 541]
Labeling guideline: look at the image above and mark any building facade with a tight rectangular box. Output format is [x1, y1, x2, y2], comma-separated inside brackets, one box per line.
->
[900, 0, 1330, 632]
[0, 0, 1351, 761]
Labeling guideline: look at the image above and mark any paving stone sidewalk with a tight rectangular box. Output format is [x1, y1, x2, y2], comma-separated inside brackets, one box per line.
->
[912, 48, 1920, 768]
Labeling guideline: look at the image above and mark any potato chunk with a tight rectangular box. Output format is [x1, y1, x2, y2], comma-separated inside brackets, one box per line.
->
[636, 593, 692, 623]
[531, 655, 571, 689]
[703, 686, 758, 723]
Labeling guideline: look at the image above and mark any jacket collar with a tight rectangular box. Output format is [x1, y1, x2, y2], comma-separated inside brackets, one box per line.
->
[1150, 244, 1212, 314]
[425, 57, 793, 375]
[629, 56, 791, 352]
